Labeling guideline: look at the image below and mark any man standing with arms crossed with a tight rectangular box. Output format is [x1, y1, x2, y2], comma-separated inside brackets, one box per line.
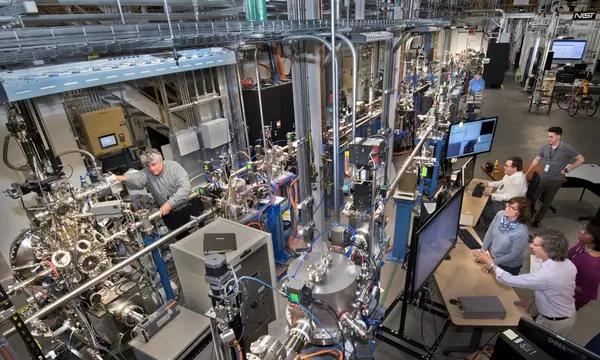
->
[526, 127, 585, 228]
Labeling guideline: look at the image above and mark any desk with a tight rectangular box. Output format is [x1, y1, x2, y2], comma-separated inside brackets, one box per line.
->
[435, 227, 530, 353]
[460, 182, 490, 227]
[481, 163, 544, 182]
[565, 163, 600, 219]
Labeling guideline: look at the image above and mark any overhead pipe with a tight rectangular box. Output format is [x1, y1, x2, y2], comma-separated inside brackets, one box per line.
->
[329, 0, 340, 223]
[34, 0, 236, 5]
[18, 10, 242, 23]
[318, 33, 357, 142]
[384, 124, 434, 203]
[116, 0, 126, 24]
[284, 35, 334, 206]
[3, 210, 214, 336]
[233, 47, 252, 153]
[380, 32, 420, 185]
[163, 0, 174, 40]
[254, 46, 269, 161]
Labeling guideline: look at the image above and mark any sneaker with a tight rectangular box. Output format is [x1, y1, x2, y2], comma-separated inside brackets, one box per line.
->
[532, 219, 541, 228]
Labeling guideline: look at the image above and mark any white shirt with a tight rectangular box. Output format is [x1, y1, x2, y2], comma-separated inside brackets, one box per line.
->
[494, 259, 577, 318]
[489, 171, 528, 202]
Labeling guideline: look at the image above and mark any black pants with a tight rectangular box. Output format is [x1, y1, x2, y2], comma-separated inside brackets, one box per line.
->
[533, 180, 562, 221]
[498, 264, 521, 276]
[162, 198, 204, 235]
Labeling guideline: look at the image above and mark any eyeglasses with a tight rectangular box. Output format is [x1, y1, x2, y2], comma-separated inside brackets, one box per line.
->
[505, 203, 520, 212]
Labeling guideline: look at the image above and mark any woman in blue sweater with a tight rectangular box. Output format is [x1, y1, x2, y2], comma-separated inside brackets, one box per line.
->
[474, 196, 531, 275]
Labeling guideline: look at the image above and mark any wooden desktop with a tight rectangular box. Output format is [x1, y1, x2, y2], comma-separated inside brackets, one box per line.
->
[434, 224, 531, 354]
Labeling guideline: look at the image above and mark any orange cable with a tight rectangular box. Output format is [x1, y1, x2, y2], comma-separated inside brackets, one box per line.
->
[299, 349, 343, 360]
[246, 221, 264, 231]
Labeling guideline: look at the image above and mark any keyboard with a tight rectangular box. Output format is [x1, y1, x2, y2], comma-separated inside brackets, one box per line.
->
[458, 228, 481, 249]
[472, 183, 485, 198]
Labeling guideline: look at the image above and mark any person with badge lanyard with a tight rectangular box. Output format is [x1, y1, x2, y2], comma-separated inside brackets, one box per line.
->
[525, 127, 585, 228]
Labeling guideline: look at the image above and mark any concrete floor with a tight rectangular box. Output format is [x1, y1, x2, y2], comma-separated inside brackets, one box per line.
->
[197, 76, 600, 360]
[374, 76, 600, 359]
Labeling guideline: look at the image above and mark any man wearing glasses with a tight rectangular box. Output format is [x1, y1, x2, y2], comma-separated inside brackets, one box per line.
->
[477, 229, 577, 336]
[113, 149, 192, 230]
[477, 156, 528, 229]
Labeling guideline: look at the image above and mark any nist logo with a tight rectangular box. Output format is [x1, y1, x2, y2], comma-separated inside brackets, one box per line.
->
[573, 12, 596, 20]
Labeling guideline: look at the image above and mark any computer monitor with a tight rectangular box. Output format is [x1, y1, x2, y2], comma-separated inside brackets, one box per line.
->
[551, 40, 587, 61]
[461, 156, 475, 187]
[412, 187, 464, 295]
[99, 134, 118, 149]
[446, 117, 498, 159]
[517, 317, 600, 360]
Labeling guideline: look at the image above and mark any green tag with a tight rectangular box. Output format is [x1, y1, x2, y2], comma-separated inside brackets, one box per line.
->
[289, 293, 300, 303]
[246, 163, 252, 170]
[421, 167, 428, 177]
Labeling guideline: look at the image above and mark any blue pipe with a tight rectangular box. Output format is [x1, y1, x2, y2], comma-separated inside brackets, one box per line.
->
[143, 233, 175, 300]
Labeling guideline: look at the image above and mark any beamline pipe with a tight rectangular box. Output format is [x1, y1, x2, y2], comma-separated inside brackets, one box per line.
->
[384, 124, 434, 203]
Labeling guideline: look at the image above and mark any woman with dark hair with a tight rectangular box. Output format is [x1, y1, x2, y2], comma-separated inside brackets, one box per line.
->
[567, 218, 600, 310]
[474, 196, 531, 275]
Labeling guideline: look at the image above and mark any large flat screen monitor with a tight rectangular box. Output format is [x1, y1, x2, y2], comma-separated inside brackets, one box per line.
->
[412, 187, 464, 295]
[552, 40, 587, 61]
[517, 318, 600, 360]
[446, 117, 498, 159]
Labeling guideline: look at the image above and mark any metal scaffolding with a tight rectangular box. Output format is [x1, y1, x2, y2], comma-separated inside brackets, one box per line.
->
[0, 18, 448, 65]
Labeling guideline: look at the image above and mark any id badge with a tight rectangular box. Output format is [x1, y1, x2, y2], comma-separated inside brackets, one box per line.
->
[544, 164, 550, 173]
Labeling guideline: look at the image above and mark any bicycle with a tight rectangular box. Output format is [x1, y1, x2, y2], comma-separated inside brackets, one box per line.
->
[555, 84, 599, 117]
[567, 94, 598, 117]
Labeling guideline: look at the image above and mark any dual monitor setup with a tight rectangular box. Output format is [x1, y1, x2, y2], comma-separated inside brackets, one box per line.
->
[410, 115, 499, 298]
[405, 115, 598, 359]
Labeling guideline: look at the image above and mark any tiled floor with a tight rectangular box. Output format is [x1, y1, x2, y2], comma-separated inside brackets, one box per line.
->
[374, 76, 600, 359]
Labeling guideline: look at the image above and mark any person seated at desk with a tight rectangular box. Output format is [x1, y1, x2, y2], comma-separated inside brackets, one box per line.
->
[477, 229, 577, 337]
[474, 197, 530, 275]
[568, 218, 600, 310]
[468, 73, 485, 95]
[477, 157, 528, 230]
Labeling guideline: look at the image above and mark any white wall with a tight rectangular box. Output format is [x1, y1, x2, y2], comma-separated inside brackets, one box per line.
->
[0, 96, 85, 264]
[449, 29, 488, 55]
